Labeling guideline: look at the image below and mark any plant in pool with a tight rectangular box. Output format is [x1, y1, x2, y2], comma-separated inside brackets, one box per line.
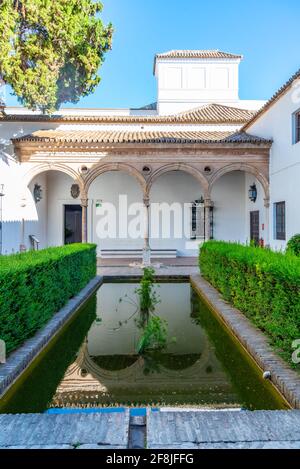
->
[114, 268, 175, 360]
[135, 267, 160, 327]
[137, 316, 168, 354]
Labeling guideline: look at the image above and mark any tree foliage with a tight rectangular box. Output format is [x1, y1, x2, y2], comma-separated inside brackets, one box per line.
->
[0, 0, 113, 113]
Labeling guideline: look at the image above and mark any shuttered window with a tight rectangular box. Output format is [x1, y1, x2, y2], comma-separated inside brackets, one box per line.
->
[274, 202, 286, 240]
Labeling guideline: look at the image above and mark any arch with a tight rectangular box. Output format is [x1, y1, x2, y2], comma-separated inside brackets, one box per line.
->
[209, 163, 270, 200]
[146, 163, 209, 197]
[84, 163, 147, 194]
[23, 163, 84, 192]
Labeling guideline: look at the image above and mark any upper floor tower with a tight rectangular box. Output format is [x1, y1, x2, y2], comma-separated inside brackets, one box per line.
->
[154, 50, 243, 115]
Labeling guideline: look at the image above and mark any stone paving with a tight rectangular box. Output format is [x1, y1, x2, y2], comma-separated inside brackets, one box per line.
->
[0, 412, 129, 449]
[147, 410, 300, 449]
[97, 256, 198, 280]
[191, 274, 300, 409]
[2, 409, 300, 449]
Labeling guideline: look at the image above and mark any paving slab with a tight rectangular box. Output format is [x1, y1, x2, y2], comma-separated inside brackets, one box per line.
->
[147, 410, 300, 449]
[0, 412, 129, 449]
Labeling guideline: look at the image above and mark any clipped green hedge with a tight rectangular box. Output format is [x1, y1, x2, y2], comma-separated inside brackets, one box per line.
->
[199, 241, 300, 365]
[0, 244, 97, 354]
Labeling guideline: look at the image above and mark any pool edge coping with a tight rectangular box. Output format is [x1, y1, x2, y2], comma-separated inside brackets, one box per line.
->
[190, 274, 300, 409]
[0, 275, 103, 400]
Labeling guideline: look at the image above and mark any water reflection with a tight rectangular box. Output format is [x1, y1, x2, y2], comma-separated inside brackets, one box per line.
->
[0, 283, 288, 413]
[49, 283, 287, 410]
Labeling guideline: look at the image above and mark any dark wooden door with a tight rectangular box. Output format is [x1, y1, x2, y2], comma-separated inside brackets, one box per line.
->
[250, 211, 260, 245]
[64, 205, 82, 244]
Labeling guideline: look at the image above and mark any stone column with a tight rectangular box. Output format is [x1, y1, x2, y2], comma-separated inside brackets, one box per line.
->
[264, 198, 270, 248]
[81, 198, 88, 244]
[142, 196, 151, 266]
[204, 198, 212, 242]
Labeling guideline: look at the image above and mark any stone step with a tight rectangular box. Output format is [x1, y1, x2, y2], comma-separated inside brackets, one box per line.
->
[0, 411, 130, 449]
[101, 249, 177, 259]
[147, 410, 300, 449]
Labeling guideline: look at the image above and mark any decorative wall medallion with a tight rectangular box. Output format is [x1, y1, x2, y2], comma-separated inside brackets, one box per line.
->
[142, 165, 152, 175]
[71, 184, 81, 199]
[33, 184, 43, 203]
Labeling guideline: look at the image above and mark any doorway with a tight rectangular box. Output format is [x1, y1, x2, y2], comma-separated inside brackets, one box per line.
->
[250, 211, 260, 245]
[64, 205, 82, 244]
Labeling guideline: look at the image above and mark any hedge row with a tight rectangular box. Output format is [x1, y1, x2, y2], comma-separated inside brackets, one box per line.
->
[199, 241, 300, 365]
[0, 244, 97, 354]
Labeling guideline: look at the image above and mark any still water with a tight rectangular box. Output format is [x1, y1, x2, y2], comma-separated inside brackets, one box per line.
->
[0, 282, 288, 413]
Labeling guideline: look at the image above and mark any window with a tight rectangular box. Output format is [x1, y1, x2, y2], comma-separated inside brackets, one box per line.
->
[295, 111, 300, 143]
[274, 202, 286, 240]
[293, 110, 300, 144]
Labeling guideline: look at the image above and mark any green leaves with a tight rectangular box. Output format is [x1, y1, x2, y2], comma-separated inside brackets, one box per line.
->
[137, 316, 168, 355]
[0, 0, 113, 113]
[0, 243, 97, 354]
[199, 241, 300, 366]
[287, 234, 300, 257]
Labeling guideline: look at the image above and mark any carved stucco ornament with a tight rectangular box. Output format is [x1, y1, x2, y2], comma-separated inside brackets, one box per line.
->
[71, 184, 81, 199]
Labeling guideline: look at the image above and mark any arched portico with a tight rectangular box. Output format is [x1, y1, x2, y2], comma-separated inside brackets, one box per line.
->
[20, 166, 85, 251]
[84, 163, 147, 194]
[146, 163, 209, 198]
[11, 129, 271, 257]
[209, 164, 270, 246]
[23, 163, 84, 192]
[208, 163, 270, 201]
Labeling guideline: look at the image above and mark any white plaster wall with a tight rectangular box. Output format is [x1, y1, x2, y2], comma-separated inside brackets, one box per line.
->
[149, 172, 204, 256]
[0, 156, 23, 254]
[25, 173, 48, 249]
[155, 58, 241, 115]
[211, 171, 246, 243]
[88, 171, 144, 255]
[246, 85, 300, 250]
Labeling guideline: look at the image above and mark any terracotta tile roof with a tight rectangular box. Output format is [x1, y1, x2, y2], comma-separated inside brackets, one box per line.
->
[155, 50, 243, 60]
[154, 50, 243, 74]
[1, 103, 255, 124]
[243, 68, 300, 130]
[178, 103, 256, 123]
[12, 130, 271, 145]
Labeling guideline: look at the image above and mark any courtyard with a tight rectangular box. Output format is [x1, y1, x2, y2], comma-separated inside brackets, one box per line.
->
[0, 0, 300, 457]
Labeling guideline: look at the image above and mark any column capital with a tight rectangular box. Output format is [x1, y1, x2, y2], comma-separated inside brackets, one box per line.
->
[143, 196, 150, 207]
[81, 198, 89, 208]
[264, 198, 270, 209]
[204, 198, 213, 208]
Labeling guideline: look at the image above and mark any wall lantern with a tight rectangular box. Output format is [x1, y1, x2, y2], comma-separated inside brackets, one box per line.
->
[33, 184, 43, 203]
[248, 183, 257, 203]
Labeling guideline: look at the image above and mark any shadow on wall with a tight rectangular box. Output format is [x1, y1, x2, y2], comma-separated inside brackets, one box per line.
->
[1, 220, 41, 255]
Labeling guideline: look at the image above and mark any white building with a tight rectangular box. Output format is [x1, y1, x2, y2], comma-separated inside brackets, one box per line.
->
[0, 49, 299, 258]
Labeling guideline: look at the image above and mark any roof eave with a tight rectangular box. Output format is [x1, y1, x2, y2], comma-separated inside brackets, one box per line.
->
[243, 68, 300, 131]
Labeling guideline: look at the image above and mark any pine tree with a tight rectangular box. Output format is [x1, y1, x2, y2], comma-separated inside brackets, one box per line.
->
[0, 0, 113, 113]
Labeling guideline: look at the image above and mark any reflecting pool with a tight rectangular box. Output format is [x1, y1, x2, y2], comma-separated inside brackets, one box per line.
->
[0, 282, 289, 413]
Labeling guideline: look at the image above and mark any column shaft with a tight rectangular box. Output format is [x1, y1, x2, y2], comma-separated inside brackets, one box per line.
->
[143, 196, 151, 266]
[204, 199, 212, 242]
[81, 199, 88, 244]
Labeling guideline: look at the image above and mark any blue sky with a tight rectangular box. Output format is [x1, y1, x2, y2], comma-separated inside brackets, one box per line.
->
[5, 0, 300, 109]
